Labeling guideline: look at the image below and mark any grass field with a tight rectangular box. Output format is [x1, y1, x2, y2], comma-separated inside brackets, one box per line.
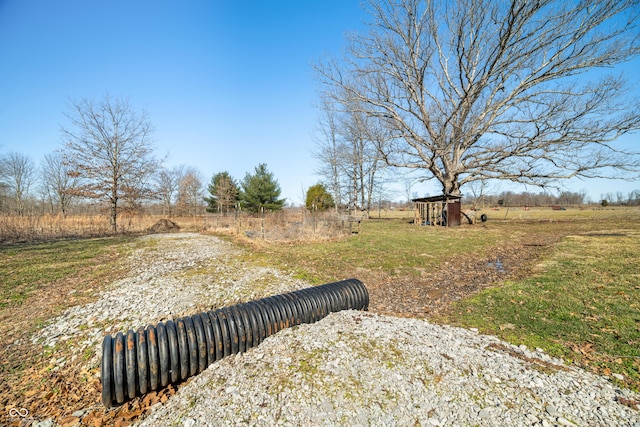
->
[436, 226, 640, 390]
[0, 237, 136, 378]
[0, 237, 134, 309]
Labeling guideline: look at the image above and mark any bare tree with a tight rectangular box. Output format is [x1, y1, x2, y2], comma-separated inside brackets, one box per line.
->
[313, 97, 344, 211]
[177, 167, 204, 217]
[0, 152, 37, 215]
[41, 152, 80, 217]
[628, 189, 640, 206]
[315, 96, 388, 212]
[61, 95, 158, 232]
[338, 106, 387, 212]
[316, 0, 640, 197]
[155, 165, 184, 217]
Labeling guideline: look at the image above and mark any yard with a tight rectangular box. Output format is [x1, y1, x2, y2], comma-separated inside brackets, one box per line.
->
[1, 206, 639, 424]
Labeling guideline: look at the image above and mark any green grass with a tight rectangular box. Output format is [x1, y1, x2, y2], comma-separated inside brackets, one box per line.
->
[0, 237, 134, 308]
[438, 228, 640, 391]
[252, 218, 504, 283]
[3, 209, 639, 394]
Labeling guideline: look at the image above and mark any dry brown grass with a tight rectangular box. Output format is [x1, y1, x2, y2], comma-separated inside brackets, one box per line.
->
[0, 210, 355, 244]
[0, 214, 155, 243]
[204, 210, 354, 243]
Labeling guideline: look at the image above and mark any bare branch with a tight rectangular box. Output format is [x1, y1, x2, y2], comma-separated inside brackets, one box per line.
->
[61, 95, 158, 232]
[315, 0, 640, 196]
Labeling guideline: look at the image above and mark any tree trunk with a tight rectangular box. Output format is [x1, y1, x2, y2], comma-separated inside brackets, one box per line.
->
[110, 202, 117, 233]
[110, 185, 118, 233]
[441, 177, 461, 198]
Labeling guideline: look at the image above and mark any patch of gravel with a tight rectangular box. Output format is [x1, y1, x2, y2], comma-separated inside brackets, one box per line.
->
[32, 233, 640, 426]
[33, 233, 309, 369]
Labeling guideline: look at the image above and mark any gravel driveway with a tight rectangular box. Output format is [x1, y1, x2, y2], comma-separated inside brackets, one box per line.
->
[34, 233, 640, 426]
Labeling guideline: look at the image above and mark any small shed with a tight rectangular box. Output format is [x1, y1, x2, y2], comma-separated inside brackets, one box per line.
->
[412, 195, 462, 227]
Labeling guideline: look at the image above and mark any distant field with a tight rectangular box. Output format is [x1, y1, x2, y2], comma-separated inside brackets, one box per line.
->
[471, 205, 636, 221]
[372, 204, 635, 221]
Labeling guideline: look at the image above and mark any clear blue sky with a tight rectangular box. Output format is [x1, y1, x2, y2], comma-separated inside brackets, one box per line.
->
[0, 0, 367, 205]
[0, 1, 638, 205]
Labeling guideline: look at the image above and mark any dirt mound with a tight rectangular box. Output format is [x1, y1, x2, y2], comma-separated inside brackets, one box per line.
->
[148, 219, 180, 233]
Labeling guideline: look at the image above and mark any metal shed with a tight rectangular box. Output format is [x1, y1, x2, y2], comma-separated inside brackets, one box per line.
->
[412, 195, 462, 227]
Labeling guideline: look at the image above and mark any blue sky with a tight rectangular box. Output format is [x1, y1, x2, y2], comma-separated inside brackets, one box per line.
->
[0, 1, 638, 205]
[0, 0, 367, 205]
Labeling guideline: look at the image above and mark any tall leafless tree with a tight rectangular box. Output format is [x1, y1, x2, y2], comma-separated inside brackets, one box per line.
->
[313, 97, 344, 211]
[316, 0, 640, 197]
[61, 95, 158, 232]
[315, 96, 388, 212]
[338, 106, 387, 212]
[177, 167, 204, 217]
[41, 152, 80, 217]
[0, 152, 37, 215]
[155, 165, 184, 217]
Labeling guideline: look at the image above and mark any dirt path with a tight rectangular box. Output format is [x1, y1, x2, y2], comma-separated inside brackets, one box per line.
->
[365, 239, 553, 318]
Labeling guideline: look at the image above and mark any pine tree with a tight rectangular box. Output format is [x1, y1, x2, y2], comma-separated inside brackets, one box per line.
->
[239, 164, 285, 212]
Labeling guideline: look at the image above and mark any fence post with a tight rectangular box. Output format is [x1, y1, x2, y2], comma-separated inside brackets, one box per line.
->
[312, 204, 317, 233]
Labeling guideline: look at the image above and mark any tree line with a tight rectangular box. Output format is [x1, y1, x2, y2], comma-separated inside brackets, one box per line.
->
[0, 95, 289, 232]
[467, 189, 640, 208]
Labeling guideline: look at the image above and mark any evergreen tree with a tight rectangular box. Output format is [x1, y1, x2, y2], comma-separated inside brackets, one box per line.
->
[305, 183, 335, 211]
[239, 164, 285, 212]
[205, 171, 239, 214]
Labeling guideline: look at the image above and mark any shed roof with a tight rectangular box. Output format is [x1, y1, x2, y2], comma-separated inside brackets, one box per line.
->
[412, 195, 462, 203]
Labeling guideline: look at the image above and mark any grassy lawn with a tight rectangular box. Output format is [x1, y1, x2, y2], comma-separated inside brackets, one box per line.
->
[2, 207, 639, 396]
[437, 227, 640, 391]
[241, 207, 640, 391]
[0, 236, 134, 309]
[248, 218, 506, 283]
[248, 207, 640, 284]
[0, 236, 138, 421]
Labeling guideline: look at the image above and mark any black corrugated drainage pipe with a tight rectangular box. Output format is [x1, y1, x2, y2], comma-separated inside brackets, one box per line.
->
[100, 278, 369, 408]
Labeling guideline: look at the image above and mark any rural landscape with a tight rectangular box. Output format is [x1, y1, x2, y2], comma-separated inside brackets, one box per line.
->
[1, 206, 640, 425]
[2, 0, 640, 425]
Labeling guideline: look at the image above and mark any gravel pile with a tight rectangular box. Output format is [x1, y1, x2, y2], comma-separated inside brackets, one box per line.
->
[138, 311, 640, 427]
[32, 233, 640, 426]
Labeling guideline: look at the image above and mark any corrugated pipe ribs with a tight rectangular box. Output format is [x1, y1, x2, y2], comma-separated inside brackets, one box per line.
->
[100, 278, 369, 407]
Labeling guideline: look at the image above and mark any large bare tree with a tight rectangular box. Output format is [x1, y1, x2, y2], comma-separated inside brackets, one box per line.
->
[316, 0, 640, 196]
[61, 95, 158, 232]
[314, 96, 388, 212]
